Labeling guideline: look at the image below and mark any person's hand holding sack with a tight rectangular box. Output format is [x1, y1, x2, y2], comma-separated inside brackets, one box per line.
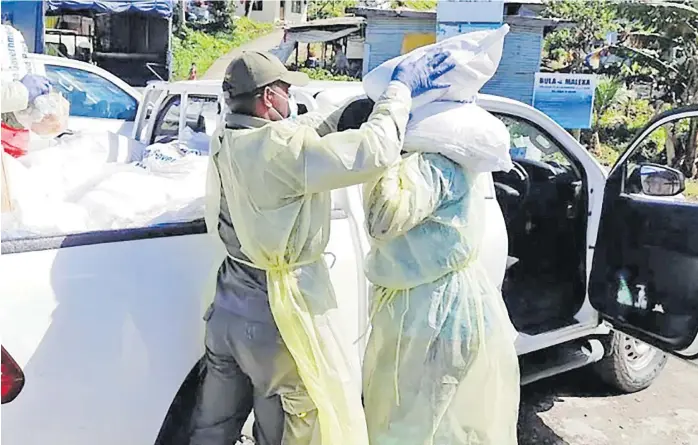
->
[14, 87, 70, 137]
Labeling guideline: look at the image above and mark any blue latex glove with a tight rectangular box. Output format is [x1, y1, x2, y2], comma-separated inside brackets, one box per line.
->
[391, 49, 456, 98]
[20, 74, 51, 104]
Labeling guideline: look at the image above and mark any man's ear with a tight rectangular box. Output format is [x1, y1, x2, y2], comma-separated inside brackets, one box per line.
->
[261, 87, 274, 109]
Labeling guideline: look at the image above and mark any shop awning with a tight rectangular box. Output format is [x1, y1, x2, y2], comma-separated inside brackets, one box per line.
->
[47, 0, 174, 18]
[286, 26, 361, 44]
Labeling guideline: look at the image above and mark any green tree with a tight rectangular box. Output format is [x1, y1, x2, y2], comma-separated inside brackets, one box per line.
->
[307, 0, 357, 20]
[590, 76, 629, 154]
[209, 0, 236, 30]
[391, 0, 437, 9]
[542, 0, 619, 73]
[613, 1, 698, 176]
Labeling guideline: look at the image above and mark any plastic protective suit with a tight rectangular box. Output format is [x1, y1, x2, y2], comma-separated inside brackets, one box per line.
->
[2, 81, 30, 114]
[362, 152, 520, 445]
[205, 81, 412, 445]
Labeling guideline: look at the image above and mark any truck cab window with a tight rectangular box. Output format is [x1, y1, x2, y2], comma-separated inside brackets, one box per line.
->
[152, 95, 182, 144]
[184, 96, 218, 136]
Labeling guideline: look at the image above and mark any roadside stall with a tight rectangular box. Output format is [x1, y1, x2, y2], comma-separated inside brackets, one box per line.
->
[272, 16, 365, 78]
[46, 0, 174, 86]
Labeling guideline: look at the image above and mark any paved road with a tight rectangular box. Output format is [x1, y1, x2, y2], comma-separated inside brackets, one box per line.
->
[518, 358, 698, 445]
[202, 30, 285, 80]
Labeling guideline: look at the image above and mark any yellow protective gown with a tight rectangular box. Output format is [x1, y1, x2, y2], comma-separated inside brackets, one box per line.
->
[205, 81, 412, 445]
[362, 152, 520, 445]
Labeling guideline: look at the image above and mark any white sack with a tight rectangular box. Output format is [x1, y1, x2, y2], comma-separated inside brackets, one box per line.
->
[75, 155, 207, 230]
[180, 126, 212, 154]
[1, 134, 206, 240]
[403, 101, 513, 173]
[68, 138, 207, 231]
[14, 92, 70, 137]
[18, 131, 147, 201]
[363, 25, 509, 110]
[1, 152, 91, 238]
[0, 24, 32, 82]
[138, 140, 205, 175]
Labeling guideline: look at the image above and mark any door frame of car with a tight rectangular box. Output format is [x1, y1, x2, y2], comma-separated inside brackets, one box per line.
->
[589, 105, 698, 366]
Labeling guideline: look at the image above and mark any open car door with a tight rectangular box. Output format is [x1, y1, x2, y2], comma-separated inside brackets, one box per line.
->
[590, 106, 698, 365]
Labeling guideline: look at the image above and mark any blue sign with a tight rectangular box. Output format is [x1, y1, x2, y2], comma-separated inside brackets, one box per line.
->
[533, 73, 597, 129]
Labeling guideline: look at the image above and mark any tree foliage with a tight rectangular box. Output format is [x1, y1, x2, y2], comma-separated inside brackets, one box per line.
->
[307, 0, 357, 20]
[208, 0, 237, 31]
[391, 0, 437, 9]
[543, 1, 698, 176]
[542, 0, 619, 72]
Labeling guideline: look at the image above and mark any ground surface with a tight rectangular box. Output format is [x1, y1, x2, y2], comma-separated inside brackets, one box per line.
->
[518, 358, 698, 445]
[236, 358, 697, 444]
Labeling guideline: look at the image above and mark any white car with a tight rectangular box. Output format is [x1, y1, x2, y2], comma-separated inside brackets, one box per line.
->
[28, 54, 142, 136]
[2, 80, 697, 445]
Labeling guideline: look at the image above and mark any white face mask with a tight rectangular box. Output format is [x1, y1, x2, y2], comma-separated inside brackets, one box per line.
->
[267, 87, 298, 120]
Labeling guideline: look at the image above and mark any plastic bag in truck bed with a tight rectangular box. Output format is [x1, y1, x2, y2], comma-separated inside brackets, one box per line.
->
[14, 92, 70, 137]
[1, 133, 208, 240]
[363, 25, 509, 110]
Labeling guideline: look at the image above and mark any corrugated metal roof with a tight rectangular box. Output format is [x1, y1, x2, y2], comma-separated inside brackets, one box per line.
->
[352, 7, 573, 30]
[285, 16, 365, 31]
[351, 1, 545, 18]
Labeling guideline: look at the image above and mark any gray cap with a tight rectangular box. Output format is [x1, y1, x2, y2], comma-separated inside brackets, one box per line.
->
[223, 51, 309, 98]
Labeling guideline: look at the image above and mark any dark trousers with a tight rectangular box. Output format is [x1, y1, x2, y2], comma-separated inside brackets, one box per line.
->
[189, 306, 319, 445]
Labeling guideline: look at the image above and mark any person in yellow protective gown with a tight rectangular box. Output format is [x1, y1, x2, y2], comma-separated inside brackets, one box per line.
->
[362, 152, 521, 445]
[189, 50, 455, 445]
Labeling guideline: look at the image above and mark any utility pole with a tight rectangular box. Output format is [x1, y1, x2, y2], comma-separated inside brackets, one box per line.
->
[181, 0, 187, 24]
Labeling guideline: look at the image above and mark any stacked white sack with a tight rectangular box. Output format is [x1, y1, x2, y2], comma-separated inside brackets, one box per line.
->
[1, 133, 209, 240]
[363, 25, 509, 110]
[77, 140, 208, 230]
[362, 26, 513, 173]
[403, 102, 513, 173]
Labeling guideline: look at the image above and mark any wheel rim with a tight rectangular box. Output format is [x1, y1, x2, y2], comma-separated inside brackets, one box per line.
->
[622, 335, 657, 370]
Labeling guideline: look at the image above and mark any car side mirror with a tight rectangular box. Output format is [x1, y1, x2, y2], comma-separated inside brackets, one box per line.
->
[639, 163, 686, 197]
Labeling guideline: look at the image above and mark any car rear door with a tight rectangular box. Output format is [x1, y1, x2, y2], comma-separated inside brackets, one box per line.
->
[589, 106, 698, 365]
[132, 83, 167, 141]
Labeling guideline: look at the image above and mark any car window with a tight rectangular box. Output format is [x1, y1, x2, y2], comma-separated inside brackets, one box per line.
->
[184, 95, 218, 136]
[495, 113, 573, 168]
[45, 64, 138, 121]
[625, 116, 698, 201]
[152, 95, 181, 144]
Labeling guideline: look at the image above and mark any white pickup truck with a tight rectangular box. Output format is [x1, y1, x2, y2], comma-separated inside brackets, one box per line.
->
[3, 79, 698, 445]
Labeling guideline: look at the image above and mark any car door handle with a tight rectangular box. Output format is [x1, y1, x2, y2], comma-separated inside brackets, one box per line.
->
[323, 252, 337, 269]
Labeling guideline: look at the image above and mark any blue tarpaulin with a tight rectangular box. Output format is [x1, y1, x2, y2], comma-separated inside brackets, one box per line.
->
[47, 0, 174, 18]
[1, 0, 45, 53]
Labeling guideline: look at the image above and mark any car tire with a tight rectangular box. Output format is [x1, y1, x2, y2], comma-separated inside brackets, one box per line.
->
[593, 330, 668, 394]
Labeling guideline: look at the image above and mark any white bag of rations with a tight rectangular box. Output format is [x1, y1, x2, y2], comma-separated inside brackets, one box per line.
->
[363, 25, 509, 110]
[403, 101, 513, 173]
[0, 24, 33, 82]
[14, 92, 70, 137]
[1, 151, 91, 238]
